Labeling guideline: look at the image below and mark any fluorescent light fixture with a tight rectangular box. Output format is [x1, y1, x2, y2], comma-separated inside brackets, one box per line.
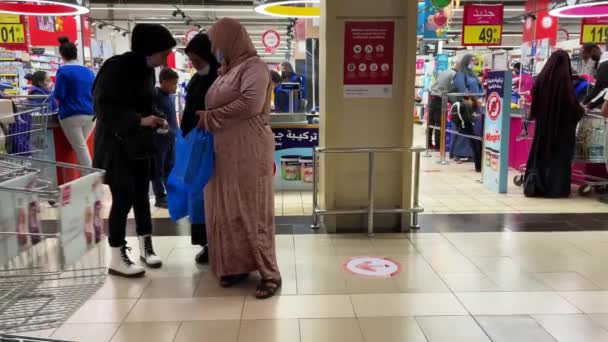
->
[549, 0, 608, 18]
[0, 0, 89, 16]
[254, 0, 320, 18]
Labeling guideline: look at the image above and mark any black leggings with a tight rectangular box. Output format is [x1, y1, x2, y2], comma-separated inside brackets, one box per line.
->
[191, 196, 207, 247]
[108, 159, 153, 248]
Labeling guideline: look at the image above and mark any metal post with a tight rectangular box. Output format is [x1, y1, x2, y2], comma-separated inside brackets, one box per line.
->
[424, 111, 432, 157]
[411, 151, 421, 230]
[367, 152, 375, 236]
[311, 148, 320, 230]
[438, 93, 449, 165]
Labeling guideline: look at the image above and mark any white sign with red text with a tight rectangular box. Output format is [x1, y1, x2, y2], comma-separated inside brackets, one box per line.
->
[342, 256, 402, 278]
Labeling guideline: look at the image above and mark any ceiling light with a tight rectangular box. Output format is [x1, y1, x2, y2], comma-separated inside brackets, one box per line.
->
[0, 0, 89, 16]
[254, 0, 320, 18]
[90, 6, 252, 12]
[549, 0, 608, 18]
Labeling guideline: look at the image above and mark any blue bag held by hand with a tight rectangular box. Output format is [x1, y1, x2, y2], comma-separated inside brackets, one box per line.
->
[167, 129, 214, 224]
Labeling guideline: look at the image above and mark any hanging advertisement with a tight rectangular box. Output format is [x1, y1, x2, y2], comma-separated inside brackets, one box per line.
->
[28, 15, 78, 46]
[483, 71, 512, 194]
[581, 17, 608, 44]
[59, 172, 104, 266]
[0, 14, 27, 52]
[462, 4, 504, 46]
[343, 21, 395, 98]
[422, 0, 448, 41]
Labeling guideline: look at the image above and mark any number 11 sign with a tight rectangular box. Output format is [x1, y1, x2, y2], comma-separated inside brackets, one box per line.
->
[462, 4, 504, 47]
[581, 18, 608, 45]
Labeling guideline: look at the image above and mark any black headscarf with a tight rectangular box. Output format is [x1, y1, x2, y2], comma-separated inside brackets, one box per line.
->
[131, 24, 176, 56]
[531, 50, 584, 158]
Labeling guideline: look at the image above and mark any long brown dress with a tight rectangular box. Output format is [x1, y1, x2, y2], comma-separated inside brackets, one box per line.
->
[202, 18, 281, 281]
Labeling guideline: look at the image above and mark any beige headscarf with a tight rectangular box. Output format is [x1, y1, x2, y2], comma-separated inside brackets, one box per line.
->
[208, 18, 258, 73]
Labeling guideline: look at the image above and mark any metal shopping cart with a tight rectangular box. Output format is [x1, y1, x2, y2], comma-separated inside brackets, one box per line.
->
[1, 95, 54, 158]
[0, 154, 106, 336]
[513, 111, 608, 196]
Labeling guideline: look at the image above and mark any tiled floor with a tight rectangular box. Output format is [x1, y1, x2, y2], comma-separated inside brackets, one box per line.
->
[14, 231, 608, 341]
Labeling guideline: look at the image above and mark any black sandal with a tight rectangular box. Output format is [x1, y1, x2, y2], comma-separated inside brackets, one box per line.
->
[255, 279, 282, 300]
[220, 274, 249, 288]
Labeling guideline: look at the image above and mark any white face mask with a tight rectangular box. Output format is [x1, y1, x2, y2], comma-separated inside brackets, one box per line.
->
[197, 64, 210, 76]
[468, 63, 475, 70]
[215, 50, 224, 64]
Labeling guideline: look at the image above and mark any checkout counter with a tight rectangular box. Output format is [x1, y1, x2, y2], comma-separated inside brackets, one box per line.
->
[271, 82, 319, 191]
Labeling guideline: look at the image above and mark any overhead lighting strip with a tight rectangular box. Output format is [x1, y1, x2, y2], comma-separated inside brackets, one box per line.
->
[254, 0, 320, 18]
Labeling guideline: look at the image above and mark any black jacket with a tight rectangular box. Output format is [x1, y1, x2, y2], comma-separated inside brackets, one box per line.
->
[584, 60, 608, 109]
[180, 63, 219, 136]
[92, 52, 160, 186]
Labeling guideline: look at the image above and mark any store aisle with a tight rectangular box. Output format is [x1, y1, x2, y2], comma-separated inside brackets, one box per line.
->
[18, 230, 608, 341]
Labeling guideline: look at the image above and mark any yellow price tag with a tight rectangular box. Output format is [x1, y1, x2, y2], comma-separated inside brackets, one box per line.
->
[0, 24, 25, 44]
[581, 24, 608, 44]
[0, 15, 20, 24]
[463, 25, 502, 46]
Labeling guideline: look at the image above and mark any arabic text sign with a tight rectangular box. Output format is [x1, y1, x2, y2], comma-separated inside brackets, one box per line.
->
[274, 127, 319, 151]
[342, 257, 402, 278]
[462, 4, 504, 46]
[483, 71, 512, 194]
[581, 17, 608, 44]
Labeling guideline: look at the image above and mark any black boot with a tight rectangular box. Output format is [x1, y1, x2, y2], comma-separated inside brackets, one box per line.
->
[195, 244, 209, 264]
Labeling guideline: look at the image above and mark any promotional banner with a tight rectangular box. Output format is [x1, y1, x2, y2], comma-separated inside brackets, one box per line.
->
[0, 173, 37, 266]
[581, 17, 608, 44]
[0, 14, 27, 52]
[483, 71, 512, 194]
[343, 21, 395, 98]
[28, 15, 77, 46]
[417, 2, 425, 36]
[462, 4, 504, 46]
[59, 172, 104, 266]
[523, 0, 558, 46]
[423, 0, 448, 40]
[273, 126, 318, 190]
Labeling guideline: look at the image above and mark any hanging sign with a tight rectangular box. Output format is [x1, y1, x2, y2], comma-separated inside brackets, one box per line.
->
[0, 15, 26, 51]
[262, 30, 281, 53]
[343, 21, 395, 98]
[483, 71, 512, 194]
[581, 17, 608, 44]
[462, 4, 504, 46]
[422, 0, 448, 41]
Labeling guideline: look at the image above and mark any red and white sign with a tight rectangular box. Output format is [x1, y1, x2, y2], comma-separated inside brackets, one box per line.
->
[342, 256, 402, 278]
[343, 21, 394, 98]
[262, 30, 281, 54]
[522, 0, 558, 46]
[461, 4, 504, 46]
[487, 92, 502, 121]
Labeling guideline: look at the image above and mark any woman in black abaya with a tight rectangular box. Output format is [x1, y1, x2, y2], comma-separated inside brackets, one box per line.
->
[524, 50, 585, 198]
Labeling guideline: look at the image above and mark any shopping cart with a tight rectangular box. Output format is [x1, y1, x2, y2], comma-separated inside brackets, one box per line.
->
[1, 95, 54, 157]
[513, 111, 608, 196]
[0, 154, 106, 335]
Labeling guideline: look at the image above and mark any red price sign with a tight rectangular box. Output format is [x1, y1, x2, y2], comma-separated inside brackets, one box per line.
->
[462, 4, 504, 46]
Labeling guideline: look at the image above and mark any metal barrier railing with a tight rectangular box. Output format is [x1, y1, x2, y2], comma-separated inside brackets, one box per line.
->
[311, 146, 425, 236]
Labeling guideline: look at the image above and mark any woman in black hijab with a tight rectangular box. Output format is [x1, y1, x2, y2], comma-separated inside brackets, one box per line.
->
[181, 33, 220, 264]
[524, 50, 585, 198]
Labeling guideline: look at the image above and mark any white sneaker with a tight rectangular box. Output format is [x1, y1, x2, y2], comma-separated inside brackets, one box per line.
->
[139, 235, 162, 268]
[108, 246, 146, 278]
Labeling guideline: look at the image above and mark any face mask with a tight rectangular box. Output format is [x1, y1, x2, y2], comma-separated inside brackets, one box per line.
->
[468, 63, 474, 70]
[197, 64, 211, 76]
[215, 50, 224, 64]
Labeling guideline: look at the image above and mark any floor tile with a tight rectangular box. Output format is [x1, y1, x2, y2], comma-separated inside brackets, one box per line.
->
[92, 277, 151, 300]
[299, 318, 364, 342]
[533, 314, 608, 342]
[67, 299, 137, 324]
[351, 293, 467, 317]
[441, 273, 501, 292]
[416, 316, 491, 342]
[559, 292, 608, 313]
[534, 273, 600, 291]
[174, 320, 240, 342]
[588, 314, 608, 331]
[358, 317, 427, 342]
[238, 319, 300, 342]
[140, 277, 200, 298]
[125, 297, 244, 322]
[195, 272, 261, 297]
[15, 329, 56, 339]
[52, 323, 120, 342]
[110, 322, 181, 342]
[241, 295, 355, 319]
[475, 315, 558, 342]
[456, 292, 581, 315]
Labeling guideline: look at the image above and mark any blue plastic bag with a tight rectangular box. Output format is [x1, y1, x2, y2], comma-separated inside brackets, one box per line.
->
[167, 129, 214, 224]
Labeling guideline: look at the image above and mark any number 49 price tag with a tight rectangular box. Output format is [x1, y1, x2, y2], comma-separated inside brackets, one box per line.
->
[0, 24, 25, 44]
[463, 25, 502, 46]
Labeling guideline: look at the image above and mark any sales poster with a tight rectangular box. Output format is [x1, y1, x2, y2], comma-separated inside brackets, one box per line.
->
[28, 15, 78, 46]
[581, 17, 608, 44]
[343, 21, 395, 98]
[273, 126, 319, 191]
[0, 14, 27, 52]
[59, 172, 104, 266]
[422, 0, 448, 41]
[462, 4, 504, 46]
[483, 71, 512, 194]
[0, 173, 37, 266]
[523, 0, 558, 46]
